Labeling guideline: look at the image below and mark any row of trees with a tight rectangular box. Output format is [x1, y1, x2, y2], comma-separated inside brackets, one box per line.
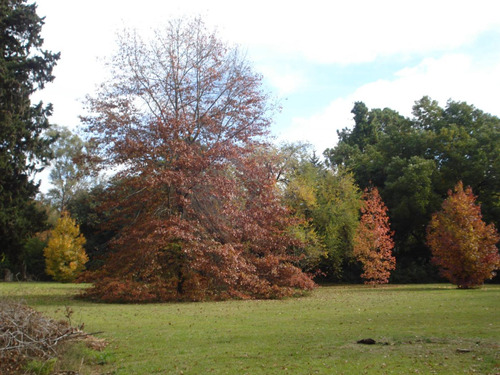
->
[325, 97, 500, 282]
[277, 145, 395, 284]
[1, 1, 498, 301]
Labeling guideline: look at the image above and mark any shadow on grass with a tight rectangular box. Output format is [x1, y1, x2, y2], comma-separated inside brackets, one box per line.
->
[335, 284, 499, 293]
[1, 283, 89, 307]
[3, 294, 83, 306]
[371, 285, 455, 292]
[317, 283, 479, 293]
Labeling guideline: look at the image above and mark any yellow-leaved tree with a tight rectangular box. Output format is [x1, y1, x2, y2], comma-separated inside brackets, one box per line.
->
[44, 212, 88, 282]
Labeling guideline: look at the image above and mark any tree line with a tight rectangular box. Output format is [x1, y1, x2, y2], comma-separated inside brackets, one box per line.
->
[1, 1, 498, 301]
[324, 97, 500, 282]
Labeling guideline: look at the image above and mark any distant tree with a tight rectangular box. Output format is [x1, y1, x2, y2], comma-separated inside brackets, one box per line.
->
[22, 230, 50, 280]
[45, 126, 90, 212]
[66, 185, 116, 270]
[0, 0, 60, 275]
[44, 212, 88, 282]
[315, 170, 362, 279]
[353, 187, 395, 285]
[81, 18, 314, 302]
[282, 153, 328, 273]
[281, 144, 361, 278]
[426, 182, 500, 288]
[270, 142, 312, 185]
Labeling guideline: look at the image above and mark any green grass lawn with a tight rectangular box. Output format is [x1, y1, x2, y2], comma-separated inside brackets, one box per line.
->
[1, 283, 499, 374]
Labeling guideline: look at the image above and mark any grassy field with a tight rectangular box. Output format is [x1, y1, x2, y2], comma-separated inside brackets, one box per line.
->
[1, 283, 499, 374]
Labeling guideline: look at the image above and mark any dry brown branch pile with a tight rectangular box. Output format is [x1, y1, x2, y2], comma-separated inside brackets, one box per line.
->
[0, 300, 94, 374]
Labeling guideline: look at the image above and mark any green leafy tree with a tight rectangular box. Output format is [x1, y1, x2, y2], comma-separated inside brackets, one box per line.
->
[45, 126, 90, 211]
[0, 0, 60, 274]
[44, 212, 88, 282]
[353, 187, 396, 285]
[426, 182, 500, 288]
[22, 230, 50, 280]
[66, 184, 117, 270]
[282, 145, 361, 278]
[282, 154, 327, 272]
[314, 169, 362, 278]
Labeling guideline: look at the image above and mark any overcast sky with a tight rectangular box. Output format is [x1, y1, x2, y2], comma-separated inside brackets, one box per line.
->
[33, 0, 500, 155]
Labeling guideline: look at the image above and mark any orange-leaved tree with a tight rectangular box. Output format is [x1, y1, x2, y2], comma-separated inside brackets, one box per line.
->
[353, 187, 396, 284]
[81, 18, 315, 302]
[44, 212, 88, 282]
[426, 181, 500, 288]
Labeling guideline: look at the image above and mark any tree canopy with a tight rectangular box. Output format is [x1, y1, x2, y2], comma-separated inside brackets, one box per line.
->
[0, 0, 59, 275]
[353, 187, 395, 285]
[44, 211, 88, 282]
[279, 143, 361, 279]
[81, 18, 314, 302]
[426, 182, 500, 288]
[325, 97, 500, 281]
[44, 126, 91, 212]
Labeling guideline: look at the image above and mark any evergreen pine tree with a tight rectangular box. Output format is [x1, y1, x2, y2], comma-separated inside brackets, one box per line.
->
[0, 0, 60, 275]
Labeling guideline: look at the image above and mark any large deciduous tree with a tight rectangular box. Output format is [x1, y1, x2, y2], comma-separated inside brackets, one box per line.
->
[353, 187, 395, 285]
[82, 18, 314, 302]
[426, 182, 500, 288]
[0, 0, 59, 276]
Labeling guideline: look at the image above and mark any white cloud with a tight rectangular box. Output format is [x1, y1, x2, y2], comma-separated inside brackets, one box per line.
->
[32, 0, 500, 141]
[280, 97, 354, 153]
[356, 54, 500, 116]
[38, 1, 500, 65]
[279, 53, 500, 153]
[208, 0, 500, 64]
[257, 65, 308, 96]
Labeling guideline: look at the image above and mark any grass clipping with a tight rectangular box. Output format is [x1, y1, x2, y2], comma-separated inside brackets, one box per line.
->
[0, 300, 104, 374]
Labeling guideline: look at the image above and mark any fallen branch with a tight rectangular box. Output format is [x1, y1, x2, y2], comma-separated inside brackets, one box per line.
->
[0, 300, 94, 358]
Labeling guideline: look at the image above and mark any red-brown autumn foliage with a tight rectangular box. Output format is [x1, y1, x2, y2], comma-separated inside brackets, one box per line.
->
[81, 18, 315, 302]
[426, 181, 500, 289]
[353, 187, 396, 285]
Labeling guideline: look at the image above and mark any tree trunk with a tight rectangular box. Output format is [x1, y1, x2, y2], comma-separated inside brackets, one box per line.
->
[177, 269, 185, 295]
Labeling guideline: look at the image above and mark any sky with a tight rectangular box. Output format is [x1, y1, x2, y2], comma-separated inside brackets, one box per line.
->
[33, 0, 500, 157]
